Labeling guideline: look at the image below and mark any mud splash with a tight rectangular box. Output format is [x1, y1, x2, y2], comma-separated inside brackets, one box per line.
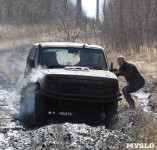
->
[0, 122, 132, 150]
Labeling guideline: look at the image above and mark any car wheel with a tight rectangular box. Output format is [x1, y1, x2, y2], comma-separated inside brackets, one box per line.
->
[104, 101, 118, 129]
[20, 84, 36, 125]
[35, 87, 48, 126]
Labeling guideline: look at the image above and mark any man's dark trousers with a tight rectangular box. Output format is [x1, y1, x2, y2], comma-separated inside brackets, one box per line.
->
[122, 85, 137, 109]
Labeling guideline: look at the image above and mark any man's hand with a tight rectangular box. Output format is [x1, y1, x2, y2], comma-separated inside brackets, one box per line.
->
[114, 70, 121, 75]
[110, 68, 117, 72]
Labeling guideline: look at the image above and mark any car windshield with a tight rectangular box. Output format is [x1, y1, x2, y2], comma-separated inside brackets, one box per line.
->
[41, 48, 108, 70]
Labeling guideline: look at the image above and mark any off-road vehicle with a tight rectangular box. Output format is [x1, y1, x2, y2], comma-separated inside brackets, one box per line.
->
[20, 42, 121, 127]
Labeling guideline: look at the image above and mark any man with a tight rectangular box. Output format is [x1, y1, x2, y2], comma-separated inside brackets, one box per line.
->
[115, 56, 145, 109]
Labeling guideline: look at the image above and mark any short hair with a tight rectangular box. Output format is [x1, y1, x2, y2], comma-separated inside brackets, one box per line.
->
[117, 56, 125, 61]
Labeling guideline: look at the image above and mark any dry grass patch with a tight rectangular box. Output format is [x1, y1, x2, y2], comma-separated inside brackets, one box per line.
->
[0, 25, 60, 51]
[132, 122, 157, 150]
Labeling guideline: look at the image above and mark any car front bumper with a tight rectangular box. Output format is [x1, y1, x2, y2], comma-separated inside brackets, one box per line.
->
[42, 89, 122, 103]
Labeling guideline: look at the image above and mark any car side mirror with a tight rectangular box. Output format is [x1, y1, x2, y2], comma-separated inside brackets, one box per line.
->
[29, 58, 35, 68]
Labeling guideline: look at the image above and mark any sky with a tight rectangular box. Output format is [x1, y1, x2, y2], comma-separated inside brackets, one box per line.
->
[71, 0, 104, 18]
[82, 0, 104, 18]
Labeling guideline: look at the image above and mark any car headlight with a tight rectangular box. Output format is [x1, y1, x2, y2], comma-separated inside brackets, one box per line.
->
[49, 83, 57, 90]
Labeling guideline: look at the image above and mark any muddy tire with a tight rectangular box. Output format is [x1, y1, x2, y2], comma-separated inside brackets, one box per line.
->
[104, 101, 118, 129]
[35, 88, 48, 126]
[20, 84, 36, 123]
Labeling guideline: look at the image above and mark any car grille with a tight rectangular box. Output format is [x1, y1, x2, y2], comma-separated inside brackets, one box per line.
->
[59, 83, 105, 96]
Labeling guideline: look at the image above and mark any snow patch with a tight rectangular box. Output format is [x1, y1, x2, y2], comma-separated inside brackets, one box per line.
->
[0, 89, 20, 112]
[0, 133, 4, 142]
[134, 91, 150, 112]
[134, 92, 150, 99]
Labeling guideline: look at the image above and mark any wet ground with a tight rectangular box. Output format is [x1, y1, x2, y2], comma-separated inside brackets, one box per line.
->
[0, 45, 156, 150]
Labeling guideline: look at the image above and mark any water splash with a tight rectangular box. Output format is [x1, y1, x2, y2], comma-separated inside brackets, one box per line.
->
[134, 91, 150, 112]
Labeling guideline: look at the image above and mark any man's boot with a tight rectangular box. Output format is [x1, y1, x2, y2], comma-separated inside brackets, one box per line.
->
[127, 100, 136, 110]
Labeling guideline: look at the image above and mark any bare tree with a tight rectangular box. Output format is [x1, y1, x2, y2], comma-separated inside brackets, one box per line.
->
[96, 0, 100, 24]
[76, 0, 82, 26]
[102, 0, 157, 52]
[55, 0, 86, 42]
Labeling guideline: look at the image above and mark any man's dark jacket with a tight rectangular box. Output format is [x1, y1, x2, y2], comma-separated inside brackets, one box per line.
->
[118, 62, 145, 90]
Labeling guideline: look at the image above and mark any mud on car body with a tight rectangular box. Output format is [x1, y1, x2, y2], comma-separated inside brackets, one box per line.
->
[21, 42, 122, 127]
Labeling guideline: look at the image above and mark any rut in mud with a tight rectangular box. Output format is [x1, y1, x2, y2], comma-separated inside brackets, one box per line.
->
[0, 45, 156, 150]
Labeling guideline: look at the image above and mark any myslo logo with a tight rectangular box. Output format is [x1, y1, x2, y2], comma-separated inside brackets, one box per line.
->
[126, 143, 155, 149]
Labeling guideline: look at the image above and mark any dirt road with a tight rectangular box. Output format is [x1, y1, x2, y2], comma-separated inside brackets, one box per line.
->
[0, 45, 156, 150]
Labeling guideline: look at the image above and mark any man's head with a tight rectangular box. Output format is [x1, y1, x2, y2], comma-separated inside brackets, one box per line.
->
[117, 56, 126, 67]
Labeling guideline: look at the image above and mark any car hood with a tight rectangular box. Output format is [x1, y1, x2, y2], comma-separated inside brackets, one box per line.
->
[41, 68, 117, 79]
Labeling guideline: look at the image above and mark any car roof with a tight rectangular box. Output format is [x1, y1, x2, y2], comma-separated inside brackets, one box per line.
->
[33, 42, 104, 51]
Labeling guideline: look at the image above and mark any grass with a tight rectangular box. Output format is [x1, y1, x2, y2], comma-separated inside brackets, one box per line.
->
[131, 122, 157, 150]
[0, 25, 60, 51]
